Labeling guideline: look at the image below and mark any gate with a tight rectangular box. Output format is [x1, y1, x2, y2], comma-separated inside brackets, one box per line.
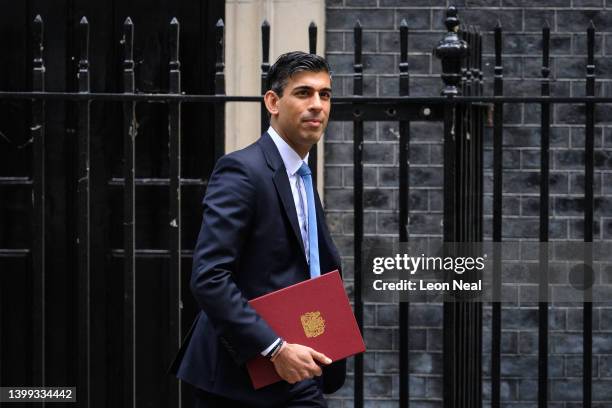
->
[0, 5, 604, 408]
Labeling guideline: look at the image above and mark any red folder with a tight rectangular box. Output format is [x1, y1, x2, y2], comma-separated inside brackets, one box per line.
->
[246, 270, 365, 389]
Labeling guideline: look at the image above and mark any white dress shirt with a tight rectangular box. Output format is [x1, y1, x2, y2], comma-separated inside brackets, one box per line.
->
[260, 126, 312, 357]
[267, 126, 311, 260]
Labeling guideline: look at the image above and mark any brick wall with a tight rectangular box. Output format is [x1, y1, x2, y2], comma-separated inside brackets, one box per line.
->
[324, 1, 612, 407]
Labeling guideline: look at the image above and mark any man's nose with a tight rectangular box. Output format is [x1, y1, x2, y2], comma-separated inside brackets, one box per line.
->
[309, 93, 323, 110]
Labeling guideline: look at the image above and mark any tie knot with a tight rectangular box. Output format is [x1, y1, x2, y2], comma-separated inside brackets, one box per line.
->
[297, 162, 312, 177]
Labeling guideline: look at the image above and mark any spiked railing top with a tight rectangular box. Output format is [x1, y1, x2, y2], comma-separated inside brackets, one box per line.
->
[542, 24, 550, 75]
[353, 20, 362, 68]
[33, 15, 44, 65]
[494, 21, 502, 68]
[587, 21, 595, 65]
[123, 17, 134, 65]
[309, 21, 317, 55]
[400, 19, 408, 65]
[169, 18, 180, 69]
[215, 19, 225, 72]
[79, 17, 89, 69]
[261, 20, 270, 64]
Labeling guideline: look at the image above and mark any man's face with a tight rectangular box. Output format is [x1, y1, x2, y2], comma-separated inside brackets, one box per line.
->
[266, 70, 332, 157]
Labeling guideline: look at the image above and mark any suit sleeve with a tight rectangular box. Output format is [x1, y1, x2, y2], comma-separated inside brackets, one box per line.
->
[190, 154, 278, 366]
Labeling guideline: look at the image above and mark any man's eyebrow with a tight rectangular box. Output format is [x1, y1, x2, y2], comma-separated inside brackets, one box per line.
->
[292, 85, 333, 93]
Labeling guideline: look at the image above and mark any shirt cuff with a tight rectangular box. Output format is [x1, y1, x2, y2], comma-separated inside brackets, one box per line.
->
[260, 337, 281, 356]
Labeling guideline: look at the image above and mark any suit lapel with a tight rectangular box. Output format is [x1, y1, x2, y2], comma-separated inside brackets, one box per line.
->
[259, 133, 307, 262]
[273, 169, 307, 260]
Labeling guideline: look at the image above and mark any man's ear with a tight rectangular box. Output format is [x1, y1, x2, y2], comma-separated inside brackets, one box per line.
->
[264, 90, 280, 116]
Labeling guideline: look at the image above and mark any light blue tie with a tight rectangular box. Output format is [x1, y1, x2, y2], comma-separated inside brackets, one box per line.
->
[297, 162, 320, 278]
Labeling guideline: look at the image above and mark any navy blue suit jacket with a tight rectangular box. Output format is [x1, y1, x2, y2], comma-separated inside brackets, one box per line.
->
[170, 132, 346, 406]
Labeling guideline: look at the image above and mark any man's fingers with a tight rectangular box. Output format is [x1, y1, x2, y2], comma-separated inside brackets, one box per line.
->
[310, 349, 332, 365]
[273, 345, 329, 384]
[299, 369, 312, 381]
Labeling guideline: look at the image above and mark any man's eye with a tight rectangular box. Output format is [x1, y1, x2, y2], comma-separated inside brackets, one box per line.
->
[320, 92, 331, 99]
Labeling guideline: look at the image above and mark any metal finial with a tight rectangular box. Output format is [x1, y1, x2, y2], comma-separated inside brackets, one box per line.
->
[444, 6, 459, 32]
[434, 6, 468, 96]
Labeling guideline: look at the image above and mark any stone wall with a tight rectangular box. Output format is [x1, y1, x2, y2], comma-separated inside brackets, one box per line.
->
[324, 1, 612, 406]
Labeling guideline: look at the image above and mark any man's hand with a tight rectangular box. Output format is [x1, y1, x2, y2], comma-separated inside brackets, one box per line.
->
[271, 342, 332, 384]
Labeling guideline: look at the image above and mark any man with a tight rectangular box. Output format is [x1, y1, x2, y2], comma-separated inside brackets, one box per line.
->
[170, 52, 346, 407]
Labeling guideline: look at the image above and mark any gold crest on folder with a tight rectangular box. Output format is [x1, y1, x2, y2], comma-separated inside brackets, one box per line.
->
[300, 311, 325, 338]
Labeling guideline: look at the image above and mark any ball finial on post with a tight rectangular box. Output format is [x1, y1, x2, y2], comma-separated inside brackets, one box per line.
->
[434, 6, 469, 96]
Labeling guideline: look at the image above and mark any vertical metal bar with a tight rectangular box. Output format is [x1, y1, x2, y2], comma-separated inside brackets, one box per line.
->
[455, 27, 468, 408]
[77, 15, 91, 407]
[470, 28, 477, 245]
[538, 21, 551, 408]
[477, 28, 484, 241]
[477, 29, 484, 408]
[308, 21, 319, 188]
[475, 28, 483, 408]
[491, 19, 503, 408]
[461, 27, 470, 243]
[467, 28, 473, 407]
[466, 29, 474, 408]
[398, 18, 410, 408]
[468, 27, 477, 408]
[434, 8, 468, 407]
[442, 101, 456, 408]
[467, 28, 474, 408]
[459, 29, 468, 405]
[214, 19, 225, 160]
[168, 17, 182, 408]
[469, 27, 475, 244]
[260, 20, 270, 135]
[472, 29, 479, 243]
[583, 20, 595, 408]
[352, 19, 364, 408]
[467, 30, 473, 408]
[31, 13, 46, 391]
[473, 29, 481, 408]
[122, 17, 136, 408]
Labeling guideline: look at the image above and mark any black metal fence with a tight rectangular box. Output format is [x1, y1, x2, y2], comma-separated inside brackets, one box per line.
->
[0, 5, 606, 408]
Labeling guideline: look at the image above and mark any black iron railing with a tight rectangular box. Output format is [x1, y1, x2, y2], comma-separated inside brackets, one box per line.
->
[0, 5, 605, 408]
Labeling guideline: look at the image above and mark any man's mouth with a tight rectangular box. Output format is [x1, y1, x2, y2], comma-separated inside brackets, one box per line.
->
[303, 119, 322, 126]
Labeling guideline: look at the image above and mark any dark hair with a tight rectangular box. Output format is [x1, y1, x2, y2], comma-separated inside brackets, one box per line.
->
[267, 51, 331, 97]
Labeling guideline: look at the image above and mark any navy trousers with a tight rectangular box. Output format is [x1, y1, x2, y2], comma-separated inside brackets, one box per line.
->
[193, 381, 328, 408]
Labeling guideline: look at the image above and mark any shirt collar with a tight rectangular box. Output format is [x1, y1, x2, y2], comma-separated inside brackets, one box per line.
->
[267, 126, 309, 176]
